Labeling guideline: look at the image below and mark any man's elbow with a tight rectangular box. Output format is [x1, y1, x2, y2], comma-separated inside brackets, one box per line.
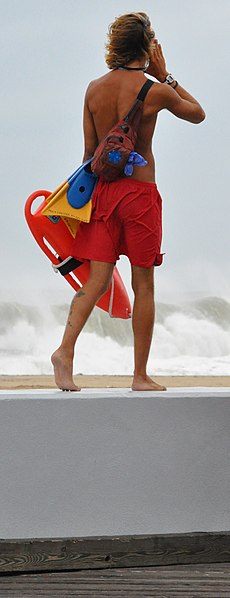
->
[193, 106, 206, 124]
[82, 149, 94, 162]
[83, 143, 98, 162]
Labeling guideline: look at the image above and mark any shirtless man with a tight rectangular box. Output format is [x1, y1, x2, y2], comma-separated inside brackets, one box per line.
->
[51, 12, 205, 392]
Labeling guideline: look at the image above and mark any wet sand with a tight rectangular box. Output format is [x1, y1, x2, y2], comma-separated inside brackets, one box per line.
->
[0, 375, 229, 390]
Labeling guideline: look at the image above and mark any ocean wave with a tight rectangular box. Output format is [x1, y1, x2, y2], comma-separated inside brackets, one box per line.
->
[0, 297, 230, 375]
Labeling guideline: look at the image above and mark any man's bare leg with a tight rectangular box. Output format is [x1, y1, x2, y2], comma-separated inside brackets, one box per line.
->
[131, 265, 166, 391]
[51, 261, 114, 391]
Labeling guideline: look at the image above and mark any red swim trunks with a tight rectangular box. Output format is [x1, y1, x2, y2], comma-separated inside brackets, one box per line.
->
[72, 177, 164, 268]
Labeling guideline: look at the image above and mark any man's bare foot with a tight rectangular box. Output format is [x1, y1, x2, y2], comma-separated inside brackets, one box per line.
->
[132, 374, 167, 391]
[51, 349, 81, 391]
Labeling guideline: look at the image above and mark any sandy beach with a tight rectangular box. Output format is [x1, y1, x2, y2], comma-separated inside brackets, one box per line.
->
[0, 375, 229, 390]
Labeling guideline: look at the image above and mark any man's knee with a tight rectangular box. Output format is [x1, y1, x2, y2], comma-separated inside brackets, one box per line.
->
[131, 266, 154, 295]
[89, 262, 114, 298]
[96, 276, 112, 297]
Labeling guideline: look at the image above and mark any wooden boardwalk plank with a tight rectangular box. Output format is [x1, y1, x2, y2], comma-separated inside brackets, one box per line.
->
[1, 564, 230, 597]
[1, 532, 230, 574]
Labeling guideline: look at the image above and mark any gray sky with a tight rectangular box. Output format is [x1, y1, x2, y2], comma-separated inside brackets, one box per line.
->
[1, 0, 229, 303]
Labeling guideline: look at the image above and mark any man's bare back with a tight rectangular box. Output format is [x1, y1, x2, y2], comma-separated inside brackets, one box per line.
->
[85, 70, 158, 182]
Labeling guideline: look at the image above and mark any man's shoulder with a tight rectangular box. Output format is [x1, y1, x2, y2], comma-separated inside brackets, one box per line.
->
[87, 72, 111, 92]
[144, 79, 176, 110]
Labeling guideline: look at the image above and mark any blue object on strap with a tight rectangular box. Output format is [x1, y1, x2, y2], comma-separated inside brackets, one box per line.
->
[67, 159, 98, 208]
[124, 152, 147, 177]
[108, 150, 122, 164]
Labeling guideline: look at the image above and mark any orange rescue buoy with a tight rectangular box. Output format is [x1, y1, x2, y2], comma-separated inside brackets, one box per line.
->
[25, 190, 131, 319]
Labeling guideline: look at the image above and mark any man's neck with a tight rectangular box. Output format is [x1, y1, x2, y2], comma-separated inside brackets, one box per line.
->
[119, 60, 147, 72]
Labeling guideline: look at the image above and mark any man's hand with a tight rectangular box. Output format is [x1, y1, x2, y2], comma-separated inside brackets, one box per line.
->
[146, 40, 168, 82]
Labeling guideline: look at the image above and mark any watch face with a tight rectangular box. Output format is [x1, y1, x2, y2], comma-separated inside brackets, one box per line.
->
[166, 74, 174, 84]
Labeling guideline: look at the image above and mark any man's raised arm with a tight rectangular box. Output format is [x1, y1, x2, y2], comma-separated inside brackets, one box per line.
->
[147, 40, 205, 124]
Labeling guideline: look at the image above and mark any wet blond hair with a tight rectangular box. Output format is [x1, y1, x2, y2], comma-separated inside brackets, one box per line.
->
[105, 12, 155, 69]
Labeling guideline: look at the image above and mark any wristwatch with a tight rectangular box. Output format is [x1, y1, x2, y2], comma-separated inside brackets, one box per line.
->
[163, 74, 175, 85]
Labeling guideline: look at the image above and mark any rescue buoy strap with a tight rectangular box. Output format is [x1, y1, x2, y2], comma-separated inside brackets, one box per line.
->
[52, 256, 83, 276]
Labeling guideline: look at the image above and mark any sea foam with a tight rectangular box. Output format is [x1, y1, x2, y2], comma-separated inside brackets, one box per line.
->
[0, 297, 230, 375]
